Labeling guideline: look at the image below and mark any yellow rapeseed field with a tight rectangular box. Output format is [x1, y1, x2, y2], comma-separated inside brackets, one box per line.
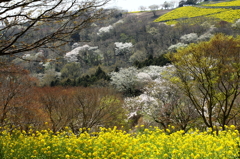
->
[207, 9, 240, 22]
[0, 125, 239, 158]
[154, 3, 240, 24]
[203, 0, 240, 6]
[154, 6, 229, 22]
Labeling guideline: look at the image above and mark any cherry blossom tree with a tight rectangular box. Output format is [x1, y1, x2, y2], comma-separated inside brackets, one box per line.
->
[114, 42, 133, 56]
[123, 65, 199, 130]
[110, 67, 140, 96]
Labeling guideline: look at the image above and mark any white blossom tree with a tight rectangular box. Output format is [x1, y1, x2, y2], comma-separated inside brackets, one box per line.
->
[123, 65, 199, 130]
[198, 24, 216, 41]
[139, 6, 147, 11]
[162, 1, 171, 9]
[180, 33, 198, 44]
[168, 42, 188, 52]
[64, 45, 90, 62]
[232, 19, 240, 28]
[144, 77, 199, 130]
[110, 67, 140, 96]
[114, 42, 133, 56]
[113, 20, 124, 26]
[97, 20, 124, 36]
[140, 65, 171, 80]
[149, 4, 159, 17]
[197, 33, 213, 42]
[64, 44, 101, 66]
[110, 65, 173, 96]
[97, 25, 113, 35]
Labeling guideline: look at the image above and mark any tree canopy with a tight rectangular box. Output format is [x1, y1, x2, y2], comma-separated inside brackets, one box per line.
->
[167, 34, 240, 129]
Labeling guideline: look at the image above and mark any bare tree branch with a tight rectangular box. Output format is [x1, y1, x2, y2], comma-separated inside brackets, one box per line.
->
[0, 0, 111, 56]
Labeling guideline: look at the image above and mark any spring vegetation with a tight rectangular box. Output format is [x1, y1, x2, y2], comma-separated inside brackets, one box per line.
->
[0, 0, 240, 158]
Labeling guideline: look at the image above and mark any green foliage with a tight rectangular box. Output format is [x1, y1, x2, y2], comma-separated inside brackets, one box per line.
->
[120, 33, 132, 43]
[56, 66, 110, 87]
[61, 62, 82, 79]
[134, 54, 171, 68]
[167, 33, 240, 128]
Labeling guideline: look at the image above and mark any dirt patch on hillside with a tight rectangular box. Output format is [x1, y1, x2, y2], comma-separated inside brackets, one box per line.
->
[123, 10, 173, 22]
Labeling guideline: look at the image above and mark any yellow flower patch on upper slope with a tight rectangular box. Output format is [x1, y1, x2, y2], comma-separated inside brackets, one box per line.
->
[203, 0, 240, 6]
[207, 9, 240, 22]
[154, 6, 240, 24]
[154, 6, 229, 22]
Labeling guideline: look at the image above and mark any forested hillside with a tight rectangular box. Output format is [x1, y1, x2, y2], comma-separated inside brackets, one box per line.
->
[6, 3, 239, 87]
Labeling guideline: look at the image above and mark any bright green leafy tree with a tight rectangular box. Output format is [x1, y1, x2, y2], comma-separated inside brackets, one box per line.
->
[167, 34, 240, 129]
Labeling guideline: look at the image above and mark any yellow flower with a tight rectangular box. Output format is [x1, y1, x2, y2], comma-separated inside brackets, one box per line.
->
[33, 150, 38, 154]
[163, 154, 169, 158]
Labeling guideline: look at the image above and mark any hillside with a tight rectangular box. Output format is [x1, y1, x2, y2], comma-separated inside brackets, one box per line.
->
[154, 0, 240, 24]
[125, 9, 173, 22]
[203, 0, 240, 6]
[4, 0, 240, 88]
[0, 0, 240, 146]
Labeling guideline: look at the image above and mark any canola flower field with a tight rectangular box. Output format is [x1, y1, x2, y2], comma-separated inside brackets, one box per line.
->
[203, 0, 240, 7]
[154, 6, 228, 22]
[0, 125, 239, 159]
[209, 9, 240, 22]
[154, 1, 240, 24]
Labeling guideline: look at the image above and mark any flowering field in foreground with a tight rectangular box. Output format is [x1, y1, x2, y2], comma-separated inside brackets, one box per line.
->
[0, 126, 239, 159]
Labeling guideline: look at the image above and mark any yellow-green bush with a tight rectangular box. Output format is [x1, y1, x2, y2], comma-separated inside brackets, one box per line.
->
[0, 126, 239, 158]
